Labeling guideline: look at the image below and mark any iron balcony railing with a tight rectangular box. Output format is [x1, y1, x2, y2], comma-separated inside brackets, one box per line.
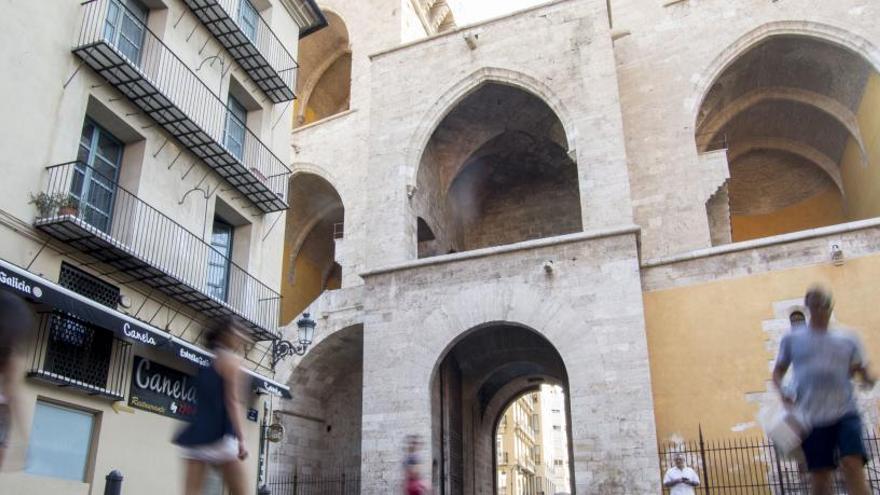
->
[34, 161, 281, 340]
[28, 312, 132, 401]
[74, 0, 291, 213]
[183, 0, 298, 103]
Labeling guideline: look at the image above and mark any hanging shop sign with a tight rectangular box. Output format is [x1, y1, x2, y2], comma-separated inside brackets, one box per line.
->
[129, 356, 197, 420]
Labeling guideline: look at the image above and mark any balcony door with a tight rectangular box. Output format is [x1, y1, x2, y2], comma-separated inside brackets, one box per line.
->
[103, 0, 148, 64]
[207, 218, 234, 301]
[75, 120, 122, 233]
[224, 95, 247, 161]
[238, 0, 259, 42]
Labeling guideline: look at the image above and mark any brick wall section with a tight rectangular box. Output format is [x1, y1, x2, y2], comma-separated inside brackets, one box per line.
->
[463, 173, 582, 250]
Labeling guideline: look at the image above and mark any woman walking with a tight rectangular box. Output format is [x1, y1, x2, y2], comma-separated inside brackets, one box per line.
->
[0, 292, 32, 470]
[174, 318, 249, 495]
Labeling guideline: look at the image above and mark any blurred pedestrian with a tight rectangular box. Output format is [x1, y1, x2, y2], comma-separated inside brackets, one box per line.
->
[174, 318, 249, 495]
[789, 310, 806, 329]
[662, 455, 700, 494]
[0, 291, 32, 470]
[404, 435, 428, 495]
[773, 286, 875, 495]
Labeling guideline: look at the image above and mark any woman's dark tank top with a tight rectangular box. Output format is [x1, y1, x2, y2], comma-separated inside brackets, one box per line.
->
[174, 356, 235, 446]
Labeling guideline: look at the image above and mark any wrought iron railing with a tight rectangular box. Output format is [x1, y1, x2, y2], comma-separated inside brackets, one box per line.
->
[267, 470, 361, 495]
[75, 0, 291, 211]
[659, 428, 880, 493]
[183, 0, 298, 102]
[28, 312, 132, 400]
[37, 161, 281, 338]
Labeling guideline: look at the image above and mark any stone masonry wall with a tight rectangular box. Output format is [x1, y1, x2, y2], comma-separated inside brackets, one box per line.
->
[463, 174, 582, 250]
[359, 230, 658, 494]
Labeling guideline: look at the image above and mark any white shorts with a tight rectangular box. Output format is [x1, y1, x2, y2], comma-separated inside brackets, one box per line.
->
[179, 435, 238, 465]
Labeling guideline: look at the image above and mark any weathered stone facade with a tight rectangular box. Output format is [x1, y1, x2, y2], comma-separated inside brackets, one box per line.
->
[277, 1, 880, 494]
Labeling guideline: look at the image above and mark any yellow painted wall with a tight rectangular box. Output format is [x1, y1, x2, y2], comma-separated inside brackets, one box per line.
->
[645, 253, 880, 442]
[280, 220, 336, 325]
[730, 188, 845, 242]
[841, 73, 880, 221]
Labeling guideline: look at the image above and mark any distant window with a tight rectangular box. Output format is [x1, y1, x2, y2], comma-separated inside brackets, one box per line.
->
[103, 0, 148, 63]
[224, 95, 247, 160]
[26, 401, 96, 481]
[238, 0, 259, 42]
[553, 425, 562, 431]
[207, 218, 234, 301]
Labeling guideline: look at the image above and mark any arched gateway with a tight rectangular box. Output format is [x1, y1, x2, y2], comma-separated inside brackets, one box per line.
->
[431, 323, 575, 494]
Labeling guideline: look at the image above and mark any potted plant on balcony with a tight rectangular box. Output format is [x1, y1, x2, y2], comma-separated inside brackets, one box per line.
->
[57, 195, 80, 217]
[29, 192, 59, 218]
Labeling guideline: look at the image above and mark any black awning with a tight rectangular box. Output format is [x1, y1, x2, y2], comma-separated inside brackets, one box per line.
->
[0, 258, 291, 399]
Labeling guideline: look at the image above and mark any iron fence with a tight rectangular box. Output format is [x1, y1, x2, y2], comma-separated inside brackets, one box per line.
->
[183, 0, 298, 102]
[659, 428, 880, 494]
[75, 0, 291, 211]
[266, 471, 361, 495]
[36, 161, 281, 339]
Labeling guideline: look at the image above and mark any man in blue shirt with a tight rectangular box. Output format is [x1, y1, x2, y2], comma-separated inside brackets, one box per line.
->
[773, 286, 875, 495]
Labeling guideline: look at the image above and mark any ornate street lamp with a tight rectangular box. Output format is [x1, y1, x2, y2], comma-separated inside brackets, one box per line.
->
[271, 312, 316, 367]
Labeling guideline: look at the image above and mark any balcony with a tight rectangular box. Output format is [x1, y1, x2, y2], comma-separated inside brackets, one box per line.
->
[74, 0, 290, 213]
[183, 0, 297, 103]
[34, 161, 281, 340]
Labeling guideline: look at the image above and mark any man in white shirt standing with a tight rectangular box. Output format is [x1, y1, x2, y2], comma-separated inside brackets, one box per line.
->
[663, 455, 700, 494]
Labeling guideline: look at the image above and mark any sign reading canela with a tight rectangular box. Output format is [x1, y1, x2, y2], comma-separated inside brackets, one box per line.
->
[129, 356, 197, 420]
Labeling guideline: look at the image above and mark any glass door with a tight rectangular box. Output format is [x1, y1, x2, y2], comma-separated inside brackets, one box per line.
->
[224, 95, 247, 161]
[207, 218, 234, 301]
[103, 0, 149, 64]
[75, 120, 123, 233]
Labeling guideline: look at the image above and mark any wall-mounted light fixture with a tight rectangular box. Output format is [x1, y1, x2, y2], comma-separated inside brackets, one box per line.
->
[271, 312, 316, 367]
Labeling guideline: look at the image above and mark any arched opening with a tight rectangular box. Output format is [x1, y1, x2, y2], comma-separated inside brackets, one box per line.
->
[275, 324, 363, 482]
[414, 83, 582, 258]
[494, 386, 571, 495]
[280, 173, 344, 325]
[696, 35, 880, 244]
[430, 324, 575, 495]
[294, 11, 351, 127]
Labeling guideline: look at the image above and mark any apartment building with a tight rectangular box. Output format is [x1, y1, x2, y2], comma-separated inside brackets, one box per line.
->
[0, 1, 323, 494]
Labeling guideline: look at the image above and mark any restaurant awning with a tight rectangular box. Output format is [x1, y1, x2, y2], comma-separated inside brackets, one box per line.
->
[0, 258, 291, 398]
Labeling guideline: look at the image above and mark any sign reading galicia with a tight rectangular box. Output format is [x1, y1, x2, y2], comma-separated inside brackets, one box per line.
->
[129, 357, 197, 420]
[0, 270, 41, 297]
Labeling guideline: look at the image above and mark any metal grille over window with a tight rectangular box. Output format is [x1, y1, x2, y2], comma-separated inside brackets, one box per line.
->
[26, 264, 130, 400]
[58, 263, 121, 308]
[29, 313, 131, 401]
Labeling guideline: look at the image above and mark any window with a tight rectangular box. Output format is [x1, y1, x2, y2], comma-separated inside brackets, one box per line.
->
[75, 119, 123, 233]
[103, 0, 148, 63]
[552, 425, 561, 431]
[41, 264, 120, 391]
[26, 401, 96, 481]
[224, 95, 247, 160]
[238, 0, 259, 42]
[207, 218, 234, 301]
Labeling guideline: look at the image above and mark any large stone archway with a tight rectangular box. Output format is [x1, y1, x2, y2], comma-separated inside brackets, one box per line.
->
[413, 81, 583, 257]
[430, 323, 575, 494]
[694, 29, 880, 244]
[359, 230, 658, 494]
[275, 324, 364, 481]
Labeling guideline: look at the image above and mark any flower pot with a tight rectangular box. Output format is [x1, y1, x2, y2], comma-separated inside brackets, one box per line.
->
[58, 206, 79, 216]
